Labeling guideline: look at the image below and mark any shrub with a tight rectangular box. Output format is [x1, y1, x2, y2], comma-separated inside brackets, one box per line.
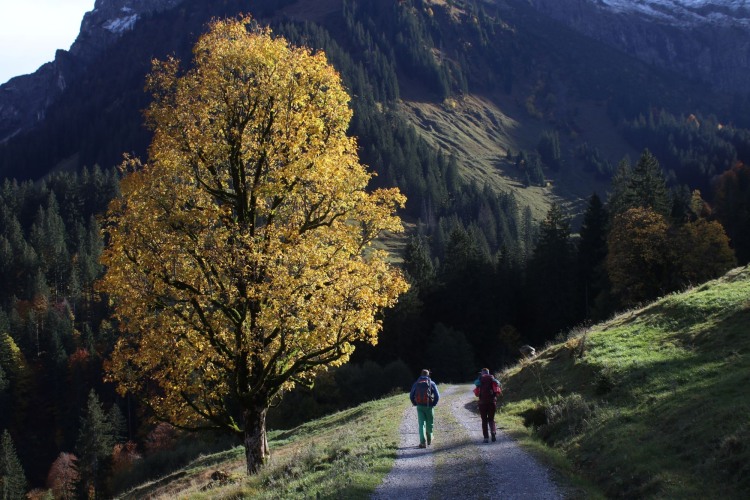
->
[538, 393, 595, 444]
[716, 424, 750, 489]
[111, 442, 141, 475]
[47, 452, 79, 500]
[144, 423, 177, 454]
[110, 432, 235, 495]
[594, 364, 616, 395]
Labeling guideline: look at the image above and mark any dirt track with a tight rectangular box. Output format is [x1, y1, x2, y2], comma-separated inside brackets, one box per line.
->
[372, 384, 563, 500]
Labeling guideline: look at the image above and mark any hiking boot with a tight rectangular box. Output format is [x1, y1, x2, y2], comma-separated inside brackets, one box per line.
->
[419, 442, 427, 449]
[491, 433, 496, 442]
[483, 437, 489, 443]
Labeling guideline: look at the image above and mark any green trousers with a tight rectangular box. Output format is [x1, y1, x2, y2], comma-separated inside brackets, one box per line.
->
[416, 405, 434, 444]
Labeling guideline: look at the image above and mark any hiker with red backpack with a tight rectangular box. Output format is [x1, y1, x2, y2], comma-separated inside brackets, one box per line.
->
[409, 369, 440, 449]
[473, 368, 503, 443]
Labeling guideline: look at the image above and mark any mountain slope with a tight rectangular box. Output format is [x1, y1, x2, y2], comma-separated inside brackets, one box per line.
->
[500, 264, 750, 498]
[527, 0, 750, 92]
[0, 0, 735, 223]
[0, 0, 185, 144]
[114, 393, 412, 499]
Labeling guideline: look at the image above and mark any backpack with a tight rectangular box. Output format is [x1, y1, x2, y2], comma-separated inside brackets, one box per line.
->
[478, 374, 496, 403]
[414, 377, 434, 405]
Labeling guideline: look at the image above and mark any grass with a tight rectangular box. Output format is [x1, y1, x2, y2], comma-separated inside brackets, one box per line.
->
[499, 265, 750, 499]
[119, 394, 411, 499]
[399, 95, 565, 223]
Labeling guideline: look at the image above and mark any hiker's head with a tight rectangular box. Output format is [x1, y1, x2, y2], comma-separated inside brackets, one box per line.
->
[421, 369, 430, 377]
[481, 368, 490, 375]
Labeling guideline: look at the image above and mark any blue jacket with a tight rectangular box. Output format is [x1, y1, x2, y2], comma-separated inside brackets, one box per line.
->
[410, 376, 440, 407]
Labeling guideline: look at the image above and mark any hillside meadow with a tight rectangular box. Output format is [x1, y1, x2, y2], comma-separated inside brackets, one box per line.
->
[109, 265, 749, 499]
[116, 394, 411, 499]
[499, 265, 750, 499]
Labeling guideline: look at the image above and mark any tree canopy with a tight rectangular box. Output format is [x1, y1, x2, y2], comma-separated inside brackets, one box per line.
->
[608, 149, 671, 218]
[99, 17, 408, 474]
[607, 207, 671, 306]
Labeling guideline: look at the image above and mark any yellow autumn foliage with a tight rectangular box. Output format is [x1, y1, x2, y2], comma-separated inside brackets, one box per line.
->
[98, 17, 408, 471]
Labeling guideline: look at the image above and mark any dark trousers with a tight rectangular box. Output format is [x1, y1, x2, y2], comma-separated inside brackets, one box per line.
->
[478, 401, 497, 438]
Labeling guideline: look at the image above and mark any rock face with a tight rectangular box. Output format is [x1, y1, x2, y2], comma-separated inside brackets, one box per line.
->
[0, 0, 184, 143]
[526, 0, 750, 93]
[68, 0, 184, 64]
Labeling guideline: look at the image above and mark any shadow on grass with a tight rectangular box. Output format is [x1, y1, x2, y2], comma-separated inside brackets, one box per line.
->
[559, 309, 750, 498]
[274, 406, 367, 441]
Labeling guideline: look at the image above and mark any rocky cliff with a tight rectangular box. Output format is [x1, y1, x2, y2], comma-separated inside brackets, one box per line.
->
[0, 0, 184, 143]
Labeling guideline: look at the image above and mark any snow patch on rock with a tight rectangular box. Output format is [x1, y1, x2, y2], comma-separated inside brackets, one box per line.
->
[104, 14, 139, 34]
[600, 0, 750, 27]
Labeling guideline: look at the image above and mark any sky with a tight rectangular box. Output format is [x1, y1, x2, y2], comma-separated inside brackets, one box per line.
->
[0, 0, 95, 84]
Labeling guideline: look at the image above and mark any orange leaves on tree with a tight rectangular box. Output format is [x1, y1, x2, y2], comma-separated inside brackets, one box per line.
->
[607, 207, 671, 306]
[47, 452, 79, 500]
[607, 206, 735, 307]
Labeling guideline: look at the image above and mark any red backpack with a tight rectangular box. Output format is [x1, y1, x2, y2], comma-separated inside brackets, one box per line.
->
[478, 374, 498, 403]
[414, 378, 434, 405]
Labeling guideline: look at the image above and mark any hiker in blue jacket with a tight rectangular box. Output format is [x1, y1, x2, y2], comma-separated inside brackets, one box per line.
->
[410, 369, 440, 448]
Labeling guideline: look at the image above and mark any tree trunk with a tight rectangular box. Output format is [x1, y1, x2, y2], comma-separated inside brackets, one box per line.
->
[243, 404, 269, 474]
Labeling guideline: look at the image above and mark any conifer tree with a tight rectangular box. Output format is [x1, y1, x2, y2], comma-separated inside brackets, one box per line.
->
[108, 405, 127, 444]
[425, 323, 475, 382]
[576, 193, 609, 320]
[609, 149, 671, 218]
[404, 235, 435, 287]
[521, 206, 535, 259]
[76, 390, 115, 499]
[631, 149, 671, 216]
[607, 156, 632, 217]
[0, 367, 7, 434]
[0, 429, 27, 500]
[442, 225, 481, 280]
[538, 130, 562, 170]
[527, 203, 575, 339]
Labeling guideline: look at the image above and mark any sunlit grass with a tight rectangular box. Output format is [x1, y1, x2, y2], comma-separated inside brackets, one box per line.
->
[498, 265, 750, 499]
[121, 394, 411, 499]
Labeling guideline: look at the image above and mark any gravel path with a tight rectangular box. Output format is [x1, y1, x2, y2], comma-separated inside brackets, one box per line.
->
[372, 384, 563, 500]
[370, 392, 437, 500]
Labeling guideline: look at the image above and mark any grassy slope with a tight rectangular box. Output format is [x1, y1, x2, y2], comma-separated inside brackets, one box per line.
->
[118, 394, 411, 499]
[498, 265, 750, 499]
[398, 95, 620, 224]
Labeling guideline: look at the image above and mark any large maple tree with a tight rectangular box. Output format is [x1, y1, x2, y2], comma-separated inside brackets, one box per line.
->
[98, 17, 408, 474]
